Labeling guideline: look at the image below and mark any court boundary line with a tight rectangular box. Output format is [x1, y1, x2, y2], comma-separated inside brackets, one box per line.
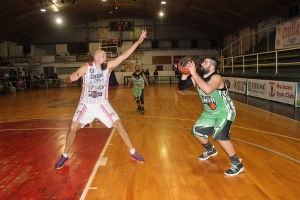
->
[233, 100, 300, 122]
[79, 128, 115, 200]
[119, 120, 300, 164]
[232, 138, 300, 164]
[121, 120, 300, 141]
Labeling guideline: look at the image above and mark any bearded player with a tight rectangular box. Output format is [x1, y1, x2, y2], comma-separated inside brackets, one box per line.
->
[178, 56, 245, 176]
[127, 65, 149, 114]
[55, 30, 148, 169]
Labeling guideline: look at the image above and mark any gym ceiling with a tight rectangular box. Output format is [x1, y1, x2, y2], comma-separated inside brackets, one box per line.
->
[0, 0, 299, 43]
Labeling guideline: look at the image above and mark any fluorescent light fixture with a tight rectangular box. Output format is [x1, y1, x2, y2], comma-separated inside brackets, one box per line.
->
[40, 7, 46, 12]
[161, 1, 166, 4]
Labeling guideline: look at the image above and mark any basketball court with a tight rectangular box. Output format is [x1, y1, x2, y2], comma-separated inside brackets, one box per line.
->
[0, 85, 300, 199]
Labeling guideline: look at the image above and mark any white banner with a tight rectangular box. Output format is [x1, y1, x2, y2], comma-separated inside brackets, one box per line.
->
[223, 77, 247, 94]
[275, 19, 300, 50]
[247, 79, 296, 105]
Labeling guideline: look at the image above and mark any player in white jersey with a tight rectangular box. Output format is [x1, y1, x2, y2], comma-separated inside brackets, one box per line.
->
[55, 30, 148, 169]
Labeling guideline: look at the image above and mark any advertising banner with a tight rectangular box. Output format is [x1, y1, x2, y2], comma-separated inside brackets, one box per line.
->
[76, 55, 93, 62]
[296, 83, 300, 107]
[55, 56, 76, 62]
[223, 77, 247, 94]
[122, 60, 141, 72]
[247, 79, 296, 105]
[275, 19, 300, 50]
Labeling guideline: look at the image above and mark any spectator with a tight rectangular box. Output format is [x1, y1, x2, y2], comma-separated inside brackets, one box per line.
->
[153, 69, 158, 82]
[53, 73, 59, 85]
[5, 72, 9, 80]
[145, 69, 150, 83]
[175, 68, 181, 79]
[40, 74, 45, 84]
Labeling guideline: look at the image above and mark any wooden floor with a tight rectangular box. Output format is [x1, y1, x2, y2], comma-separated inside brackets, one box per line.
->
[1, 84, 300, 200]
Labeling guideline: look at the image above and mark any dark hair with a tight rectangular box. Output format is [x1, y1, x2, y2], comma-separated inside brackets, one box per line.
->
[208, 56, 219, 70]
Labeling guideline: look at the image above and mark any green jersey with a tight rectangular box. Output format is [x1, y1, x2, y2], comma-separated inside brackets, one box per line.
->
[196, 72, 236, 121]
[132, 72, 145, 97]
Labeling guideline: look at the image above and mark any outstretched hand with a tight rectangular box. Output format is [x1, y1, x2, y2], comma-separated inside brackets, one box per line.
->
[137, 30, 147, 44]
[69, 72, 79, 82]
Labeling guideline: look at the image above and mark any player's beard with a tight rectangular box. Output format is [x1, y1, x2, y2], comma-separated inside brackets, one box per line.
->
[135, 69, 140, 73]
[198, 66, 210, 77]
[101, 62, 107, 70]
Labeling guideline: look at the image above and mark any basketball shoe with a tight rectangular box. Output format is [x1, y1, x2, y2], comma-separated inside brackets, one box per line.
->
[131, 151, 145, 163]
[141, 107, 145, 114]
[136, 106, 141, 112]
[198, 146, 218, 160]
[55, 155, 68, 169]
[224, 159, 245, 176]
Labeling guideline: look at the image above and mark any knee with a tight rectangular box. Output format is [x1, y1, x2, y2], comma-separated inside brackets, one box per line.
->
[69, 124, 80, 134]
[192, 125, 212, 139]
[135, 97, 140, 103]
[214, 133, 230, 140]
[112, 120, 122, 129]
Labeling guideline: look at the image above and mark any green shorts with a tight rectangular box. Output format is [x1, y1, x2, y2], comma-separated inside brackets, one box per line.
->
[192, 114, 233, 140]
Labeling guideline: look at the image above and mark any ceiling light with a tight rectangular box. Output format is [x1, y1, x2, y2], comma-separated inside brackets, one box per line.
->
[159, 12, 164, 16]
[56, 18, 62, 23]
[161, 1, 166, 4]
[40, 7, 46, 12]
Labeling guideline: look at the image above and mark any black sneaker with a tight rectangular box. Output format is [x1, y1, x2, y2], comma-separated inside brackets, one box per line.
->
[136, 106, 141, 112]
[141, 107, 145, 114]
[198, 146, 218, 160]
[224, 159, 245, 176]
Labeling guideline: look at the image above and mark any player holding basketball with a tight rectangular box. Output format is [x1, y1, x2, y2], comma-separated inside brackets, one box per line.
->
[127, 65, 149, 114]
[55, 30, 148, 169]
[178, 57, 244, 176]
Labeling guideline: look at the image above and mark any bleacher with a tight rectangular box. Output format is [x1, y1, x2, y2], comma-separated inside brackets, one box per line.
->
[220, 26, 300, 82]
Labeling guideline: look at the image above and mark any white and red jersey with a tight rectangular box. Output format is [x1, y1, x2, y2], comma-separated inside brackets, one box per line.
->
[79, 62, 110, 104]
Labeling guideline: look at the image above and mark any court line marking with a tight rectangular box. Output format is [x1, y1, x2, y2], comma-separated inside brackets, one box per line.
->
[233, 100, 300, 123]
[79, 128, 115, 200]
[121, 120, 300, 141]
[232, 125, 300, 141]
[232, 138, 300, 164]
[0, 127, 108, 131]
[120, 120, 300, 164]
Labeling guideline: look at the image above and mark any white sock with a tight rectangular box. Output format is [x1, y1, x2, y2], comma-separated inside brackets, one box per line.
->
[63, 153, 68, 158]
[130, 148, 136, 155]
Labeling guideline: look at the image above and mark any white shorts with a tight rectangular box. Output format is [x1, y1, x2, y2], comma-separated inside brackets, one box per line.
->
[72, 102, 120, 128]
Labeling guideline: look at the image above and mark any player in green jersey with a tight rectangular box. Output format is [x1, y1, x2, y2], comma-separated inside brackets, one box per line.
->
[128, 65, 149, 114]
[178, 57, 244, 176]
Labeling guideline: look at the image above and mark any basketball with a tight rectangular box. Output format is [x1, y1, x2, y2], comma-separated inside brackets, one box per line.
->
[178, 57, 193, 75]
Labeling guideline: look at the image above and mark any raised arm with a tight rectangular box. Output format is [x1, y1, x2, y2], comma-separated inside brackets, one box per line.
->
[107, 30, 147, 71]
